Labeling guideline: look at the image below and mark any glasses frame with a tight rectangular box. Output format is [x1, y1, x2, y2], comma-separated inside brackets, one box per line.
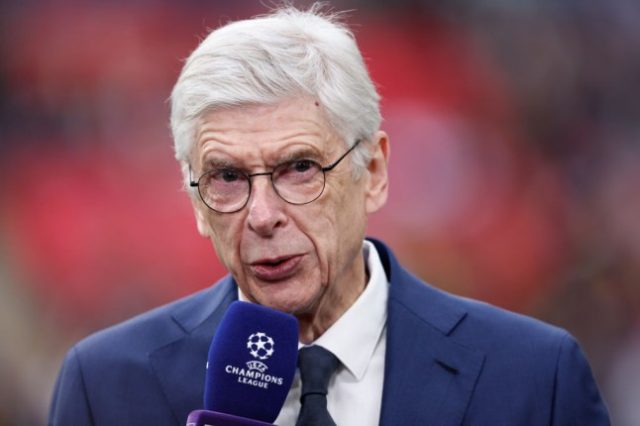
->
[189, 139, 362, 213]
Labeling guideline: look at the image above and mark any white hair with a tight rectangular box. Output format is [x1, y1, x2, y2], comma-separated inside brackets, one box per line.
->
[170, 3, 381, 186]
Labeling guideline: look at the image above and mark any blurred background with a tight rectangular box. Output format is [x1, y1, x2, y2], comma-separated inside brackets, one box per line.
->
[1, 0, 639, 424]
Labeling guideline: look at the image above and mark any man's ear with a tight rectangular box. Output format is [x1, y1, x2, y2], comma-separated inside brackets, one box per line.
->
[190, 196, 211, 238]
[365, 130, 390, 214]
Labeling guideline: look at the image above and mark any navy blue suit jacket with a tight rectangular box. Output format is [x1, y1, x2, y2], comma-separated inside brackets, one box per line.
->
[49, 239, 610, 425]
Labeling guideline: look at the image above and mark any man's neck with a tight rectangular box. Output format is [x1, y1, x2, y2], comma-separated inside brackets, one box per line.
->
[295, 251, 369, 343]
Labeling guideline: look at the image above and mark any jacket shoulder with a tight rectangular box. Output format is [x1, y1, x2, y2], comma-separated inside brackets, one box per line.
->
[49, 278, 236, 426]
[389, 267, 609, 424]
[396, 268, 569, 356]
[76, 277, 235, 357]
[373, 236, 567, 348]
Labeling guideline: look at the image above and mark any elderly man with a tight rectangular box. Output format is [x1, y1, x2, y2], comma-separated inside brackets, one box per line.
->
[49, 5, 609, 426]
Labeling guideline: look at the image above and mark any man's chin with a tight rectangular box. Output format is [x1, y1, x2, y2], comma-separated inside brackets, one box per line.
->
[252, 287, 319, 316]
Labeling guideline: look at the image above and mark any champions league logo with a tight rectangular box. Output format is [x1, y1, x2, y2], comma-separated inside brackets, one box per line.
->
[247, 332, 275, 360]
[224, 332, 284, 389]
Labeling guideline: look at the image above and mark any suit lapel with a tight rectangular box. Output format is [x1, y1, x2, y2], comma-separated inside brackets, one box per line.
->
[380, 299, 485, 425]
[149, 278, 237, 424]
[371, 239, 485, 426]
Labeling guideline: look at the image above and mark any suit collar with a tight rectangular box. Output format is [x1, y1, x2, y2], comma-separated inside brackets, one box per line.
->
[369, 237, 467, 335]
[170, 277, 238, 333]
[149, 277, 237, 424]
[369, 238, 485, 425]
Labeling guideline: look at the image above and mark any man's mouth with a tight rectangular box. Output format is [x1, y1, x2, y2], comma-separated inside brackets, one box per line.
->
[249, 255, 304, 282]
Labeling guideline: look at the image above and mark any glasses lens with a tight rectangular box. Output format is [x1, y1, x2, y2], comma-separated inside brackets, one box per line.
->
[199, 168, 250, 212]
[272, 159, 325, 204]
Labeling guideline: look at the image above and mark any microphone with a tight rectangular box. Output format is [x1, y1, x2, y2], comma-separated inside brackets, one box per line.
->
[186, 301, 299, 426]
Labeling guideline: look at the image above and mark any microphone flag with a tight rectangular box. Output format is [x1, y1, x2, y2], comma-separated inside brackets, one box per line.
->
[191, 301, 298, 425]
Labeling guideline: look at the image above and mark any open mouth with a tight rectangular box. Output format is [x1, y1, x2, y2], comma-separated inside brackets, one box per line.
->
[263, 258, 287, 267]
[250, 255, 303, 282]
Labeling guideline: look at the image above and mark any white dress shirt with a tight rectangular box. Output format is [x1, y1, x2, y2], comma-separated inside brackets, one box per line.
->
[241, 240, 389, 426]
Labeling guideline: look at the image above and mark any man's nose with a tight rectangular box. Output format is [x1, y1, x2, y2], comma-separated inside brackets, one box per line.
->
[246, 177, 288, 236]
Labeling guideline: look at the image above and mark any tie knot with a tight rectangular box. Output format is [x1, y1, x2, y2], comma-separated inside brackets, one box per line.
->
[298, 345, 340, 397]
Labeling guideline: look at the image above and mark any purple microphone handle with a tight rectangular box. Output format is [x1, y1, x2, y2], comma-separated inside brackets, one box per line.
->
[186, 410, 275, 426]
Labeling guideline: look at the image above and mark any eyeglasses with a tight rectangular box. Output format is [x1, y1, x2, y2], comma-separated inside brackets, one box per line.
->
[190, 140, 361, 213]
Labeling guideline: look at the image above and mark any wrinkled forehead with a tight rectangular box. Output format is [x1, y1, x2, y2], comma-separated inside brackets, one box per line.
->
[190, 99, 344, 165]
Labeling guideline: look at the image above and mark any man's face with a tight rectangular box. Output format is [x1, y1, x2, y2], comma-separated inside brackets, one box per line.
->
[190, 98, 389, 321]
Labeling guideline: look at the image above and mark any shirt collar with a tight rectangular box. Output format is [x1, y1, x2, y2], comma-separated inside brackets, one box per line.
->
[238, 240, 390, 380]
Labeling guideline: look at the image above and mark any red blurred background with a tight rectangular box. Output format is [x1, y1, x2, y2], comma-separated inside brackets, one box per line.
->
[1, 1, 639, 424]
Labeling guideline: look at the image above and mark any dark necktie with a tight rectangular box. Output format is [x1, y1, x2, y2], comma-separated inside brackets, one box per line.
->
[296, 345, 340, 426]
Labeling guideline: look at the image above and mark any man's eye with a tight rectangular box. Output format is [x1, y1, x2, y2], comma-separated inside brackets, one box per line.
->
[275, 159, 320, 183]
[212, 169, 243, 183]
[292, 160, 313, 173]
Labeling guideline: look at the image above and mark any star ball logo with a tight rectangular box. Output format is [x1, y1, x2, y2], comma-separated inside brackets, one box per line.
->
[247, 332, 275, 360]
[224, 331, 285, 389]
